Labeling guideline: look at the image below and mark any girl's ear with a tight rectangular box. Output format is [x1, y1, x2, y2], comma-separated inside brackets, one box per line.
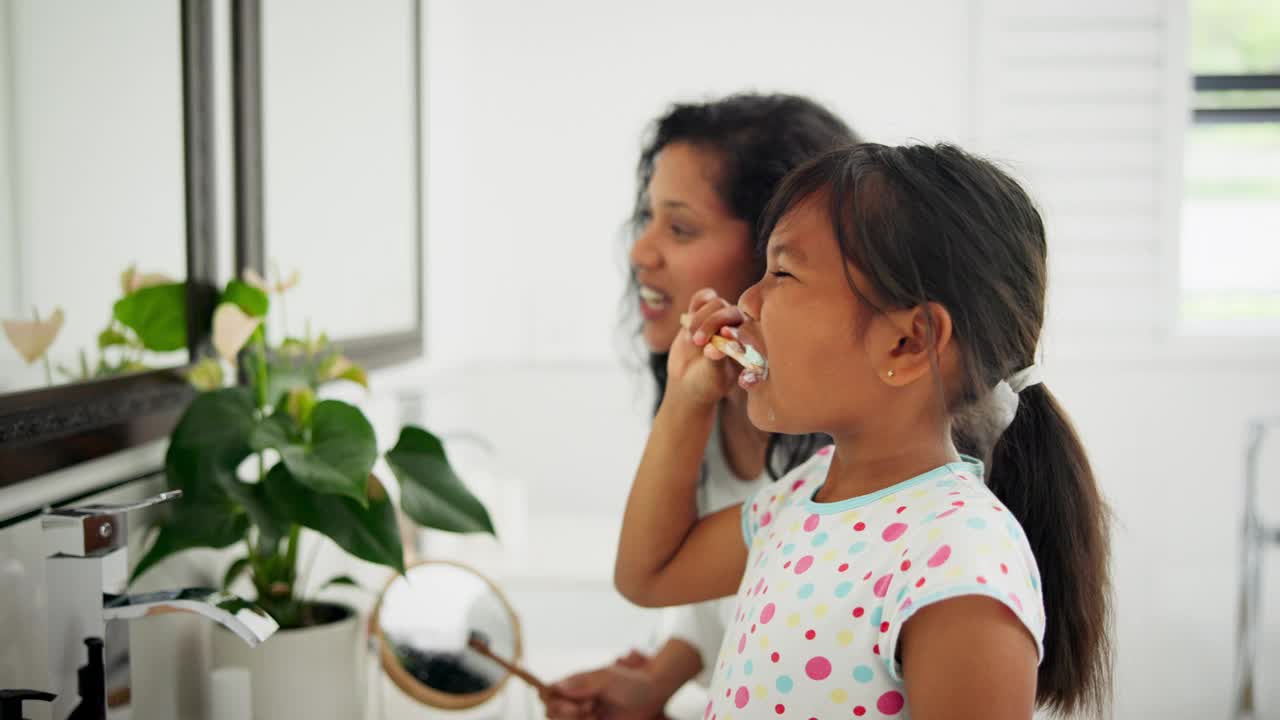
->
[869, 302, 955, 386]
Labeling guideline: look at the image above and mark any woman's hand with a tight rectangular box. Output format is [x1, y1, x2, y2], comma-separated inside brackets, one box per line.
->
[664, 288, 745, 410]
[542, 651, 669, 720]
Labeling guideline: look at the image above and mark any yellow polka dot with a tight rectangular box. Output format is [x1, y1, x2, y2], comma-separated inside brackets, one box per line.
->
[814, 603, 829, 618]
[837, 629, 854, 646]
[912, 488, 928, 498]
[778, 582, 791, 593]
[822, 549, 837, 562]
[787, 613, 801, 628]
[841, 510, 860, 522]
[1001, 538, 1014, 552]
[755, 685, 768, 699]
[759, 635, 770, 650]
[831, 689, 848, 704]
[881, 494, 897, 505]
[946, 564, 964, 580]
[790, 521, 801, 532]
[979, 543, 993, 555]
[927, 527, 943, 542]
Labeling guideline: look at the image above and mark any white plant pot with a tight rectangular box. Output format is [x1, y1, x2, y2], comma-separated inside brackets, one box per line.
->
[211, 603, 363, 720]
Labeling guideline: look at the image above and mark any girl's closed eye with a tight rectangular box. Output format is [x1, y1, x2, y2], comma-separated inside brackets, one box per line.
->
[671, 223, 697, 239]
[770, 268, 794, 280]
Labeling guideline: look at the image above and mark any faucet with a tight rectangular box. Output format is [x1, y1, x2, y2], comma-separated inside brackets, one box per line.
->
[43, 490, 278, 720]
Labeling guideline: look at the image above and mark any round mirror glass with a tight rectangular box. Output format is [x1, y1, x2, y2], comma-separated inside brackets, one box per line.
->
[374, 561, 521, 709]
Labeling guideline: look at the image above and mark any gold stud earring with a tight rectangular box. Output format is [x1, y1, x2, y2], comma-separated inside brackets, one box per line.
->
[887, 370, 895, 378]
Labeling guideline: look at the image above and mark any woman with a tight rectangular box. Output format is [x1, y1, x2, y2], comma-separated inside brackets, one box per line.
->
[544, 93, 859, 720]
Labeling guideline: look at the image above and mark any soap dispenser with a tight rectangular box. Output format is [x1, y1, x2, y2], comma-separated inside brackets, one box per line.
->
[0, 689, 56, 720]
[67, 638, 105, 720]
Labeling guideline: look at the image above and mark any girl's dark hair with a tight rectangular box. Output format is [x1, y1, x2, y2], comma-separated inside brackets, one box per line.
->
[627, 93, 859, 478]
[760, 143, 1111, 715]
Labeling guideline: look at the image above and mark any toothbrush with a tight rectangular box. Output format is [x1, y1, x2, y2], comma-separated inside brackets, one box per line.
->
[679, 313, 767, 374]
[467, 631, 550, 695]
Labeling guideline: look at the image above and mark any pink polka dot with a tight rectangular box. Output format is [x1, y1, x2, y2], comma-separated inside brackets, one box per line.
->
[882, 522, 908, 542]
[916, 577, 927, 588]
[804, 514, 821, 532]
[761, 602, 776, 624]
[873, 644, 880, 655]
[900, 560, 912, 572]
[896, 505, 907, 514]
[784, 561, 792, 569]
[761, 511, 773, 527]
[751, 624, 757, 634]
[877, 690, 905, 715]
[838, 563, 849, 572]
[771, 651, 780, 663]
[854, 707, 866, 716]
[1009, 593, 1024, 613]
[805, 629, 816, 640]
[952, 500, 965, 507]
[863, 570, 873, 580]
[775, 704, 785, 715]
[1001, 563, 1009, 575]
[792, 479, 806, 491]
[853, 521, 866, 532]
[795, 555, 815, 575]
[927, 544, 952, 568]
[756, 578, 766, 594]
[735, 686, 750, 709]
[738, 634, 747, 653]
[936, 508, 959, 520]
[901, 598, 914, 612]
[880, 621, 889, 633]
[705, 701, 713, 719]
[977, 576, 988, 584]
[873, 573, 894, 598]
[818, 445, 833, 456]
[852, 606, 864, 618]
[804, 656, 832, 680]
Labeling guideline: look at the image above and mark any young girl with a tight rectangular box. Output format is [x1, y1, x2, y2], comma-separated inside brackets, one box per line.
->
[614, 143, 1112, 718]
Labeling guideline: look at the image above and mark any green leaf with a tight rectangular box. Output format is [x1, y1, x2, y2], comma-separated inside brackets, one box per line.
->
[386, 426, 495, 535]
[222, 556, 251, 590]
[263, 464, 404, 573]
[131, 505, 249, 582]
[112, 282, 188, 352]
[261, 401, 376, 505]
[249, 412, 297, 453]
[221, 279, 269, 318]
[319, 575, 360, 591]
[97, 327, 130, 350]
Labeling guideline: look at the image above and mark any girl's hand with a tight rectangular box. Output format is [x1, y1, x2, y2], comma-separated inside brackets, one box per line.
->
[664, 289, 744, 409]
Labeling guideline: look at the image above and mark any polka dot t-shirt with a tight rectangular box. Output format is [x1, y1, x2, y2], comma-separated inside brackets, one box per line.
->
[707, 446, 1045, 719]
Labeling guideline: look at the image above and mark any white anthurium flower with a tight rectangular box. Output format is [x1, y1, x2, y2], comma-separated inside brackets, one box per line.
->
[2, 308, 65, 364]
[120, 265, 177, 294]
[274, 269, 300, 294]
[242, 268, 271, 293]
[212, 303, 262, 364]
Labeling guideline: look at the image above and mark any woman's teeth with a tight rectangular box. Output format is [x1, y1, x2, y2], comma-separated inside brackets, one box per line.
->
[639, 286, 668, 307]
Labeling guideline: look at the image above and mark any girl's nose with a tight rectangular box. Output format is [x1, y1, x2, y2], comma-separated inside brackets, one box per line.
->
[738, 280, 763, 321]
[629, 228, 662, 271]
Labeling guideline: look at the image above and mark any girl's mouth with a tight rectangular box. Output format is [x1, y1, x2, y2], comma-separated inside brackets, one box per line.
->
[639, 285, 670, 320]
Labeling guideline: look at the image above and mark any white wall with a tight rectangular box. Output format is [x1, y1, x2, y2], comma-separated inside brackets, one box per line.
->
[411, 1, 1280, 718]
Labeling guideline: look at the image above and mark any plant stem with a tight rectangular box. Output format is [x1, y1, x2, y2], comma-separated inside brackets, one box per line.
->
[253, 334, 269, 409]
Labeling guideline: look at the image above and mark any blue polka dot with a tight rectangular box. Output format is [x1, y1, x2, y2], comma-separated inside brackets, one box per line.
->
[924, 511, 938, 524]
[748, 608, 756, 621]
[782, 543, 796, 556]
[1031, 575, 1040, 590]
[869, 606, 883, 627]
[897, 586, 908, 603]
[812, 531, 829, 547]
[835, 582, 854, 598]
[967, 517, 987, 530]
[776, 675, 793, 694]
[745, 660, 754, 676]
[853, 665, 874, 683]
[1007, 519, 1020, 539]
[798, 583, 815, 599]
[849, 541, 867, 555]
[727, 666, 734, 680]
[937, 479, 956, 488]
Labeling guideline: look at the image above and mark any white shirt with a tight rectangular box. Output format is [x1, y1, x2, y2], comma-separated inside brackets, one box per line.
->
[708, 446, 1045, 719]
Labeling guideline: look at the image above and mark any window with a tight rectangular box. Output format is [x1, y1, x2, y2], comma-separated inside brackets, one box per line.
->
[1182, 0, 1280, 333]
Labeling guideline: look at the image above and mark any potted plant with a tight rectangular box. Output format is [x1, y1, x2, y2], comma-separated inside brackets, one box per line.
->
[131, 273, 494, 719]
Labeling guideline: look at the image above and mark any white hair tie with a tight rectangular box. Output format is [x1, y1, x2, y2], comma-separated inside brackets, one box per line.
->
[1005, 364, 1043, 394]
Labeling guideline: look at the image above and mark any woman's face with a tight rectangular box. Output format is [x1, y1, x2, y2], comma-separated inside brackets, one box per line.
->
[630, 142, 757, 353]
